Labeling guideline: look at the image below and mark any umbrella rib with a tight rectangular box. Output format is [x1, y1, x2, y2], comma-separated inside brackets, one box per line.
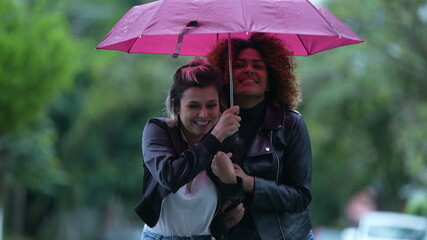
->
[296, 34, 310, 56]
[128, 37, 140, 53]
[240, 0, 247, 31]
[129, 1, 164, 53]
[305, 0, 341, 38]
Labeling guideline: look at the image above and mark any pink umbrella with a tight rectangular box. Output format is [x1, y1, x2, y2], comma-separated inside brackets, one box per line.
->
[96, 0, 364, 57]
[97, 0, 365, 105]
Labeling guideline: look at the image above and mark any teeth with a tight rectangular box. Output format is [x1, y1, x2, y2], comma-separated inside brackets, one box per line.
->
[241, 79, 256, 83]
[196, 121, 209, 126]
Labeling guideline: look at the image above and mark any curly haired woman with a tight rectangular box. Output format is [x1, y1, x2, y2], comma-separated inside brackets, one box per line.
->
[207, 33, 314, 240]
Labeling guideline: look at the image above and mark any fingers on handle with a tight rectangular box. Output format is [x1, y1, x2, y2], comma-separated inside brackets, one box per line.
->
[230, 105, 240, 115]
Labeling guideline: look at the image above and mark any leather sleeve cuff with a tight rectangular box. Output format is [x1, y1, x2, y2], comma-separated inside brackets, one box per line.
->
[220, 176, 245, 202]
[201, 133, 222, 155]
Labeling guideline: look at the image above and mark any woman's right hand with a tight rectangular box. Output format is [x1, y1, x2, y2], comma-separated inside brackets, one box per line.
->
[211, 105, 241, 143]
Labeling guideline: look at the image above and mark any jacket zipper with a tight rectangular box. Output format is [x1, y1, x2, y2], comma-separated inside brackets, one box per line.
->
[270, 130, 286, 240]
[270, 131, 280, 182]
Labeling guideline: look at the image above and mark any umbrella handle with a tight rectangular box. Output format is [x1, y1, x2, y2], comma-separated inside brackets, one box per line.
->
[227, 33, 241, 151]
[228, 33, 234, 106]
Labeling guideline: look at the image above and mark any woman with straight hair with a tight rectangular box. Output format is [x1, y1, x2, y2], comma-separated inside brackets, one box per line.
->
[135, 57, 244, 240]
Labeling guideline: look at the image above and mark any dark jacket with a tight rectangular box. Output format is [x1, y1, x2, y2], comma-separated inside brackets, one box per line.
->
[135, 118, 243, 240]
[235, 105, 312, 240]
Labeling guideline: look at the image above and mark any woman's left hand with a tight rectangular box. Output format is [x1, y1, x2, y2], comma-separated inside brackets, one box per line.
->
[220, 200, 245, 228]
[211, 152, 236, 184]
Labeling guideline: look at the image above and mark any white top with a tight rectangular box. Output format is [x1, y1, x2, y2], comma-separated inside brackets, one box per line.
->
[146, 170, 218, 236]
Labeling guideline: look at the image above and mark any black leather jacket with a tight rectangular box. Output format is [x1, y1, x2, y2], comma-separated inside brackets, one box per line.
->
[135, 118, 243, 240]
[234, 105, 312, 240]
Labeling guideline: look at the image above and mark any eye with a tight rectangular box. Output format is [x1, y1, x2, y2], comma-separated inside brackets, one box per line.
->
[206, 102, 218, 109]
[187, 103, 201, 109]
[233, 61, 246, 69]
[254, 64, 266, 70]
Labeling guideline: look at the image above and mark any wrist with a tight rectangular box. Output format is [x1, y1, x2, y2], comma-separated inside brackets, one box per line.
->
[244, 176, 254, 193]
[211, 131, 224, 143]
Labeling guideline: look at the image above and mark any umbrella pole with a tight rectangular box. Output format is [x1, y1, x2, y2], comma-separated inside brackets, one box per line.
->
[227, 33, 234, 107]
[227, 33, 242, 148]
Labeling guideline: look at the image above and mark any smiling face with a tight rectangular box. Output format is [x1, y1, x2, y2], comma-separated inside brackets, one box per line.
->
[177, 86, 220, 145]
[232, 48, 269, 109]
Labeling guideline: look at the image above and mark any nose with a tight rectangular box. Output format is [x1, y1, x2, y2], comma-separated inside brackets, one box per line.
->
[244, 65, 255, 75]
[199, 107, 209, 118]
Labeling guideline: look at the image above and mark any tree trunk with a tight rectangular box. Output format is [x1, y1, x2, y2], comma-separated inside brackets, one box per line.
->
[0, 175, 5, 240]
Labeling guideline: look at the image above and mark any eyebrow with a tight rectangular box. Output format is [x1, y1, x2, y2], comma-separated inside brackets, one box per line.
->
[235, 59, 265, 63]
[186, 101, 200, 105]
[186, 99, 218, 104]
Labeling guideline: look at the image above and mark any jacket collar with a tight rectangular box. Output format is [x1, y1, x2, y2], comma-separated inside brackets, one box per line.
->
[260, 104, 285, 130]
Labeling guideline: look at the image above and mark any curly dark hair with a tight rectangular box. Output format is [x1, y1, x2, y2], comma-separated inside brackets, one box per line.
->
[206, 33, 301, 109]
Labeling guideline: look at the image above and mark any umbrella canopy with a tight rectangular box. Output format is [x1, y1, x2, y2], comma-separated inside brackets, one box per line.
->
[96, 0, 364, 57]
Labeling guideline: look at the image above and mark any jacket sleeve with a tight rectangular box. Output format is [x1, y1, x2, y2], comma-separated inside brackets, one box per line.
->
[218, 177, 245, 203]
[142, 118, 221, 193]
[252, 114, 312, 213]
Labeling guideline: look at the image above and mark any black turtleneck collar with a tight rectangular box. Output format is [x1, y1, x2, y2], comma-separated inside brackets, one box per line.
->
[239, 100, 266, 126]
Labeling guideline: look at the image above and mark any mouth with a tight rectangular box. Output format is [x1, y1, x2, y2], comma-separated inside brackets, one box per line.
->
[194, 120, 210, 126]
[239, 79, 258, 84]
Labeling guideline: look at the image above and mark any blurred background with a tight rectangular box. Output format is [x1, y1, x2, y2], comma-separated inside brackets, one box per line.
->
[1, 0, 426, 239]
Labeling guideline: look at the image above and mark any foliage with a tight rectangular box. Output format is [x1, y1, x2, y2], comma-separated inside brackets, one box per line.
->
[0, 121, 68, 193]
[0, 0, 77, 133]
[0, 0, 78, 239]
[0, 0, 77, 193]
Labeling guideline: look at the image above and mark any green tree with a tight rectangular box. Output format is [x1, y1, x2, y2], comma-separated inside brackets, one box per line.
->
[0, 0, 77, 238]
[0, 0, 76, 132]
